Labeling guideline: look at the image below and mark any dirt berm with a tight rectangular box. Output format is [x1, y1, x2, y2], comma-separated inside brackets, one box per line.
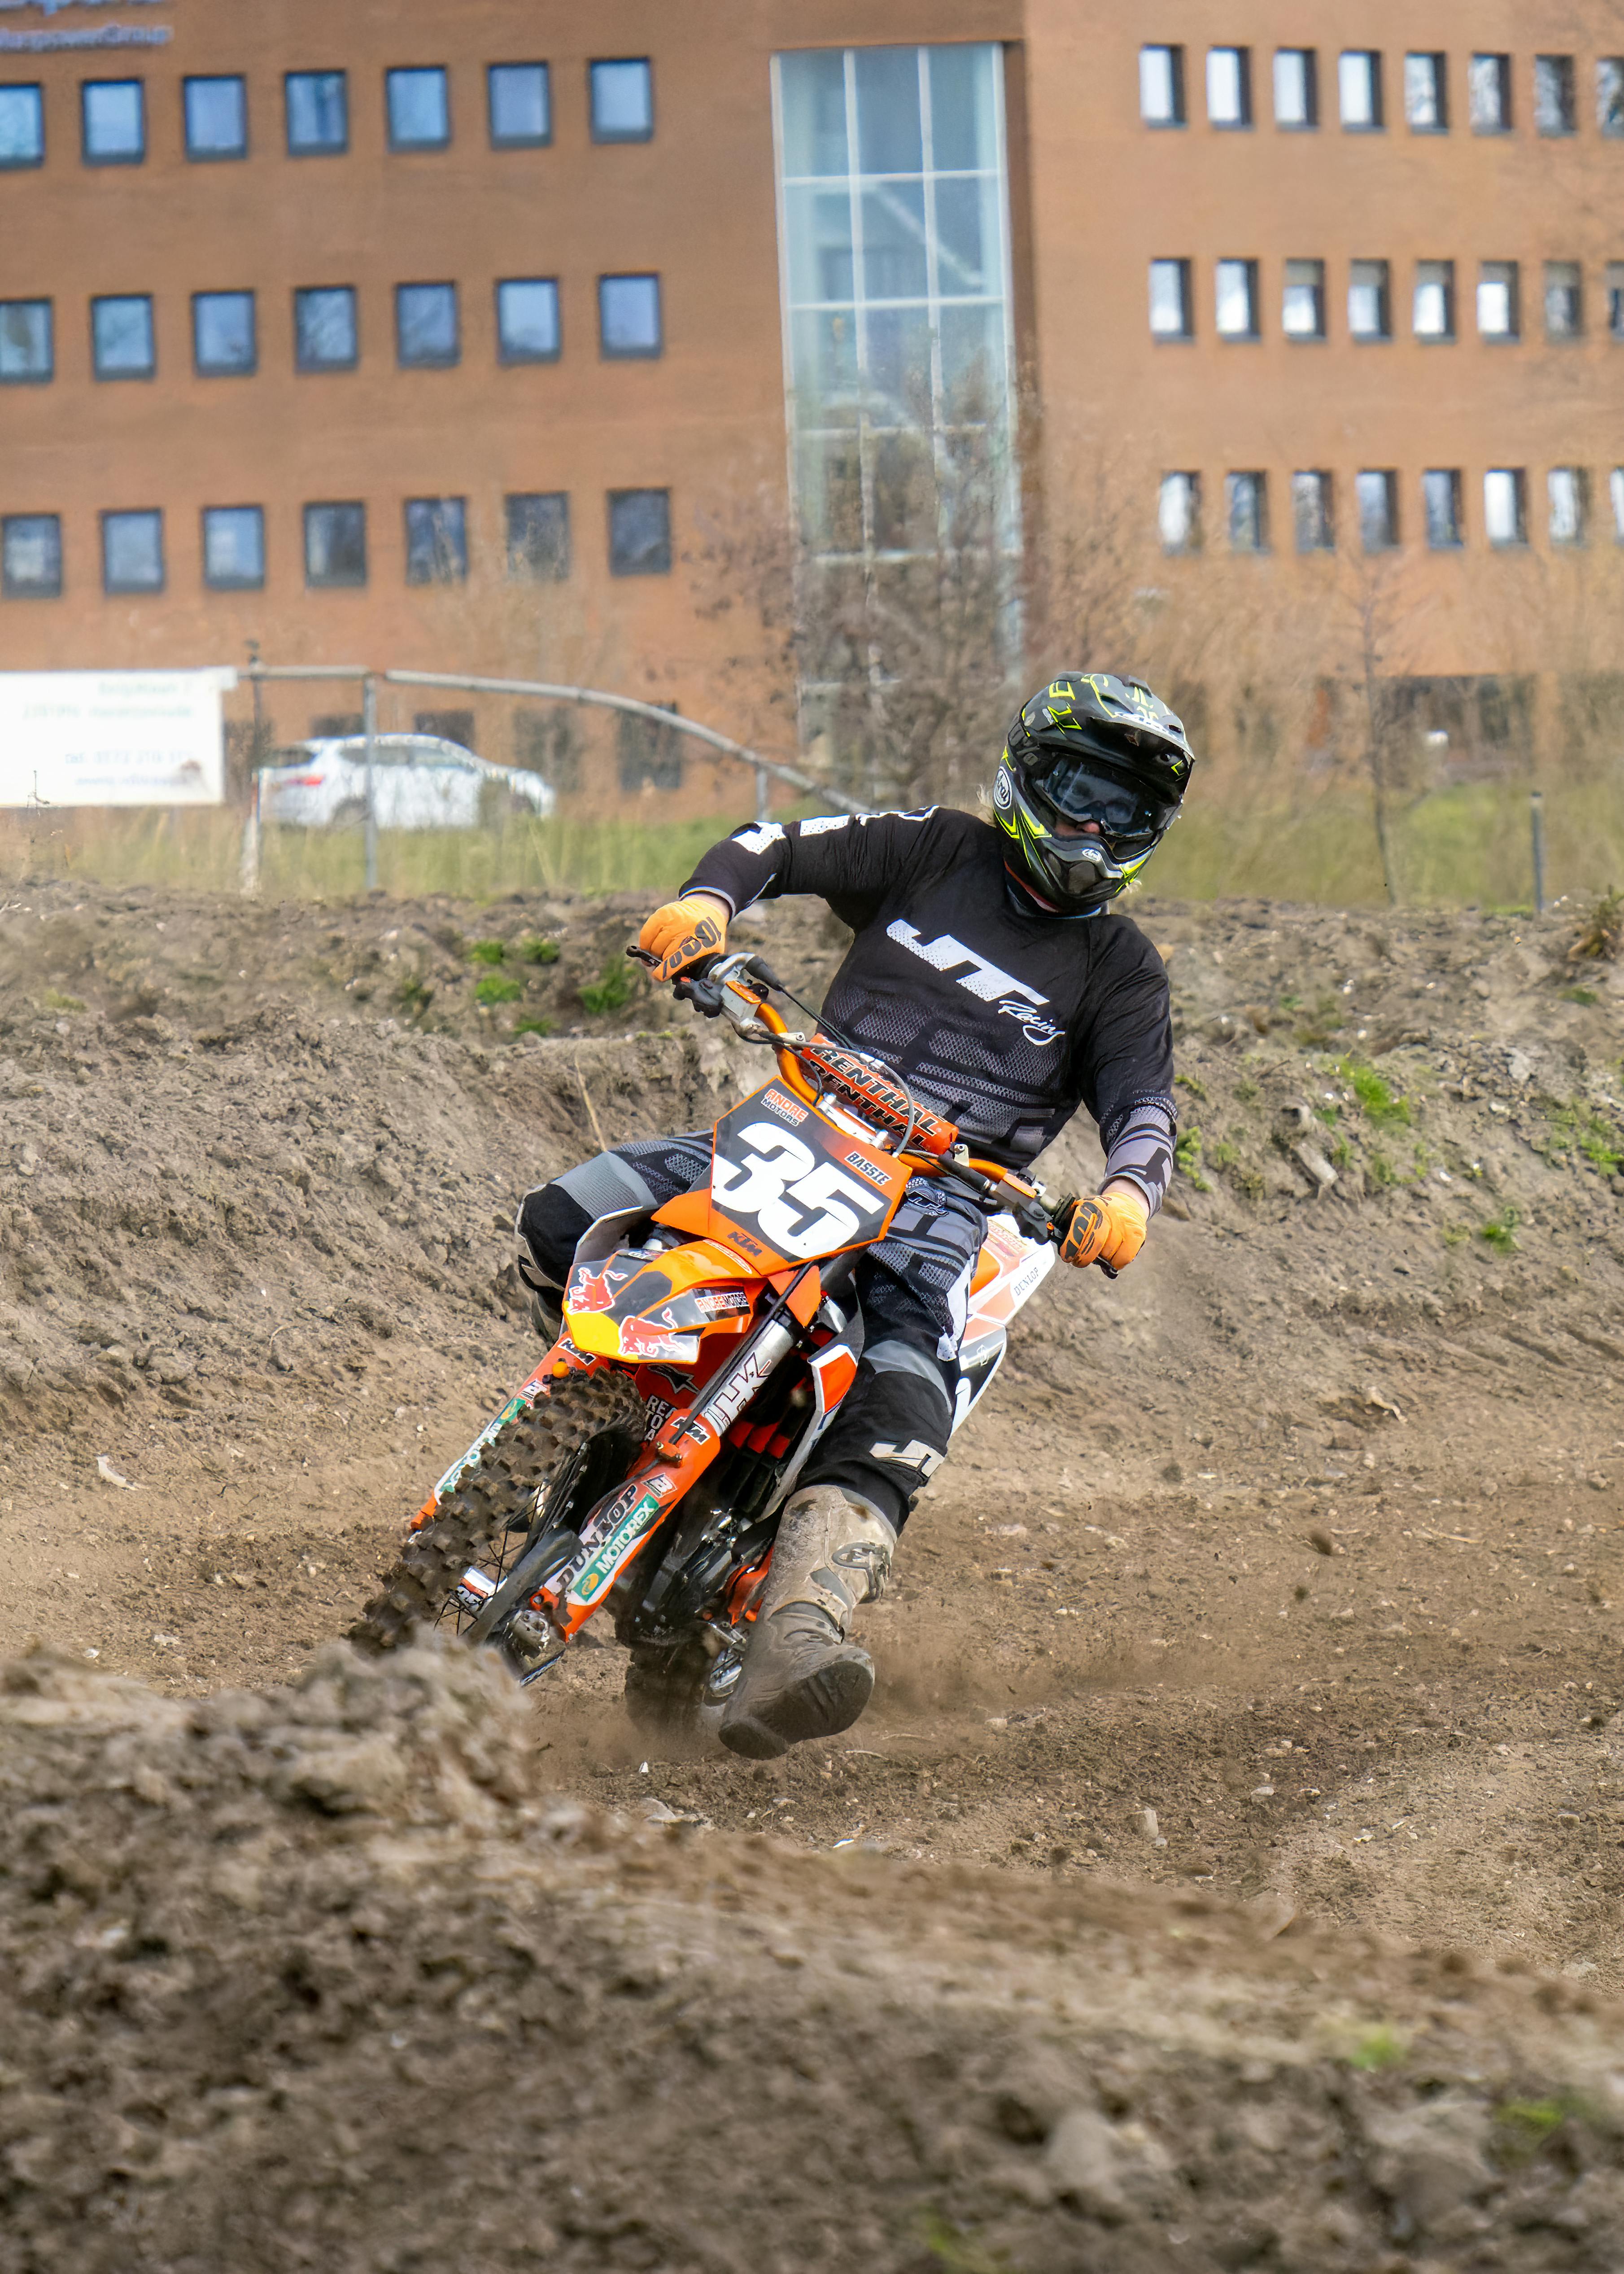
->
[2, 878, 1624, 2270]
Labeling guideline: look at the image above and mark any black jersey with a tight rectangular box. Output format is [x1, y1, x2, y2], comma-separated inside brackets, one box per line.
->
[685, 807, 1175, 1193]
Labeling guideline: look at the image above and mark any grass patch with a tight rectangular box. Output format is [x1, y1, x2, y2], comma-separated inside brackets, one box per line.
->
[1234, 1078, 1260, 1106]
[1570, 885, 1623, 963]
[1366, 1150, 1397, 1188]
[41, 989, 86, 1012]
[1441, 1222, 1468, 1246]
[473, 972, 523, 1006]
[1209, 1139, 1237, 1168]
[579, 958, 637, 1016]
[916, 2211, 1013, 2274]
[1479, 1207, 1520, 1253]
[1546, 1102, 1624, 1178]
[395, 974, 435, 1018]
[513, 1015, 554, 1038]
[1346, 2023, 1408, 2073]
[469, 938, 507, 965]
[1174, 1127, 1212, 1191]
[518, 936, 560, 965]
[1335, 1057, 1412, 1128]
[1562, 986, 1599, 1006]
[1330, 1137, 1351, 1171]
[1174, 1072, 1208, 1101]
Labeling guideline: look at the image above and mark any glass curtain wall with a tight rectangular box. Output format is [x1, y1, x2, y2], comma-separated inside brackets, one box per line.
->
[772, 44, 1017, 567]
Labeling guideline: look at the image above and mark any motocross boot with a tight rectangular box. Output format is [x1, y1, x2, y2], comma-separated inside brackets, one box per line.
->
[719, 1484, 896, 1759]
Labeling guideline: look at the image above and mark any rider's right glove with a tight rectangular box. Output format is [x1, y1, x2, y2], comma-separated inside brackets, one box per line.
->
[1056, 1183, 1150, 1272]
[637, 892, 729, 985]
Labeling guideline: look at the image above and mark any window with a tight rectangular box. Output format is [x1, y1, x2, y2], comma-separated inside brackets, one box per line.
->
[1273, 49, 1316, 128]
[101, 509, 163, 594]
[1534, 55, 1576, 136]
[386, 67, 449, 151]
[304, 502, 366, 587]
[1214, 258, 1259, 338]
[396, 282, 458, 367]
[1545, 261, 1582, 340]
[285, 70, 347, 154]
[1139, 45, 1184, 126]
[506, 492, 570, 579]
[1158, 472, 1200, 551]
[589, 57, 653, 142]
[1414, 260, 1454, 340]
[0, 300, 52, 383]
[1349, 258, 1391, 340]
[1148, 258, 1192, 338]
[618, 707, 682, 792]
[404, 496, 467, 583]
[1477, 262, 1519, 340]
[1613, 468, 1624, 542]
[489, 62, 550, 147]
[1206, 47, 1250, 127]
[82, 79, 144, 163]
[1483, 469, 1527, 547]
[607, 487, 670, 575]
[1405, 53, 1447, 130]
[2, 514, 60, 597]
[776, 44, 1016, 564]
[184, 75, 247, 159]
[0, 83, 44, 167]
[192, 290, 255, 376]
[1292, 470, 1333, 551]
[1338, 51, 1383, 129]
[1356, 469, 1399, 550]
[202, 505, 265, 590]
[294, 286, 358, 371]
[1601, 60, 1624, 137]
[1226, 471, 1267, 550]
[1609, 262, 1624, 341]
[598, 273, 661, 357]
[496, 278, 560, 363]
[414, 709, 475, 748]
[1423, 468, 1462, 547]
[1549, 468, 1588, 545]
[91, 294, 155, 379]
[1282, 258, 1325, 339]
[1469, 53, 1512, 132]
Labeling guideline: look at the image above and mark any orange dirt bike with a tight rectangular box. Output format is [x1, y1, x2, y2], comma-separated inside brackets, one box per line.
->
[352, 950, 1078, 1732]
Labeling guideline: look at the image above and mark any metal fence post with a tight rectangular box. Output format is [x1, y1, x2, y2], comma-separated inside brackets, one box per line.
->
[362, 673, 379, 892]
[1530, 788, 1546, 916]
[755, 762, 772, 826]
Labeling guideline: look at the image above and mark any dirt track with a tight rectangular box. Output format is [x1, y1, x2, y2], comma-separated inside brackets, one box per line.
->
[4, 877, 1624, 2268]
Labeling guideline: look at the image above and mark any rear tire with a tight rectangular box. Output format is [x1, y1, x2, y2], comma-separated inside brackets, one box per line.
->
[350, 1369, 643, 1654]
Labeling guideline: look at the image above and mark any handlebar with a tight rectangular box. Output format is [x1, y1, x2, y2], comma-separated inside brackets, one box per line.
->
[627, 943, 1116, 1273]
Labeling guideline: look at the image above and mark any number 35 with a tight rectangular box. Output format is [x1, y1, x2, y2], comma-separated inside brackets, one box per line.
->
[712, 1124, 885, 1259]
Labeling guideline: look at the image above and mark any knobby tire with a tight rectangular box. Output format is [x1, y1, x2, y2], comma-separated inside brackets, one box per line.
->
[349, 1369, 644, 1654]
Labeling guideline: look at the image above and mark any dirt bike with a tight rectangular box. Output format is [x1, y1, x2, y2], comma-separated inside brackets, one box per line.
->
[352, 949, 1082, 1735]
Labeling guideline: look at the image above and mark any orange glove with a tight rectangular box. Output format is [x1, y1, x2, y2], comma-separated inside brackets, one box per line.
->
[637, 892, 729, 985]
[1057, 1182, 1150, 1272]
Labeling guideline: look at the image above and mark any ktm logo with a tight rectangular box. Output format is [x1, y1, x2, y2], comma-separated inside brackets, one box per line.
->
[885, 920, 1062, 1049]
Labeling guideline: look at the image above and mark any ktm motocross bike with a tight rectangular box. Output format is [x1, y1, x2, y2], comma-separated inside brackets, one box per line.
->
[352, 951, 1085, 1735]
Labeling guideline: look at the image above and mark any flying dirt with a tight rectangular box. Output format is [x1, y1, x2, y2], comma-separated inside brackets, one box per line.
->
[2, 879, 1623, 2269]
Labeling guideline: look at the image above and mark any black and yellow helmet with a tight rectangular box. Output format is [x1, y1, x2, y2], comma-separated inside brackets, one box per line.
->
[992, 673, 1195, 915]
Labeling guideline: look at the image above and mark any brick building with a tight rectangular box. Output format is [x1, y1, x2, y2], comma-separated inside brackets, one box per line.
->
[0, 0, 1619, 800]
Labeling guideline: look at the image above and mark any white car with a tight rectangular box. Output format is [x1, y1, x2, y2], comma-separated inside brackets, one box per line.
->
[259, 734, 556, 830]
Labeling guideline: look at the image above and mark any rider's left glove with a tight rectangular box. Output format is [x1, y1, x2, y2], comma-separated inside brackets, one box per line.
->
[1057, 1182, 1150, 1272]
[637, 892, 730, 985]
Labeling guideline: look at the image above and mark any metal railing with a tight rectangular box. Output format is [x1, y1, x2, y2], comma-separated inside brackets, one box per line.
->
[236, 660, 868, 893]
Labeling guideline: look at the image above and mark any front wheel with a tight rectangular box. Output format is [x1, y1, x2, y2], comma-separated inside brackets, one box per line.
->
[350, 1368, 643, 1654]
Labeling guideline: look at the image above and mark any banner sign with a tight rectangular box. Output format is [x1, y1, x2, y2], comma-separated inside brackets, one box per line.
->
[0, 669, 235, 807]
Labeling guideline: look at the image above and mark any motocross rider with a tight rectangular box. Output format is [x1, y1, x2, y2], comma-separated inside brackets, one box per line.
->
[518, 673, 1193, 1759]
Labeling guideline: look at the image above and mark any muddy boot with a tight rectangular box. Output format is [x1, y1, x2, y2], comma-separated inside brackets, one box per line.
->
[719, 1485, 896, 1760]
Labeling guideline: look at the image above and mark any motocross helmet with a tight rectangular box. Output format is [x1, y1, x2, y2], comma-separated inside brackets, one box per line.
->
[993, 673, 1195, 916]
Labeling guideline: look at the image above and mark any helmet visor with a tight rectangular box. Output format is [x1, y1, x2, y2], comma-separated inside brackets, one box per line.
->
[1026, 751, 1179, 851]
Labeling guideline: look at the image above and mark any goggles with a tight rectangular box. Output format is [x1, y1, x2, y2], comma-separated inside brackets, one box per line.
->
[1026, 750, 1179, 852]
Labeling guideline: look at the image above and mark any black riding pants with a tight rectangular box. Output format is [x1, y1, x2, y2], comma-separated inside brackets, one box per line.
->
[516, 1133, 987, 1530]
